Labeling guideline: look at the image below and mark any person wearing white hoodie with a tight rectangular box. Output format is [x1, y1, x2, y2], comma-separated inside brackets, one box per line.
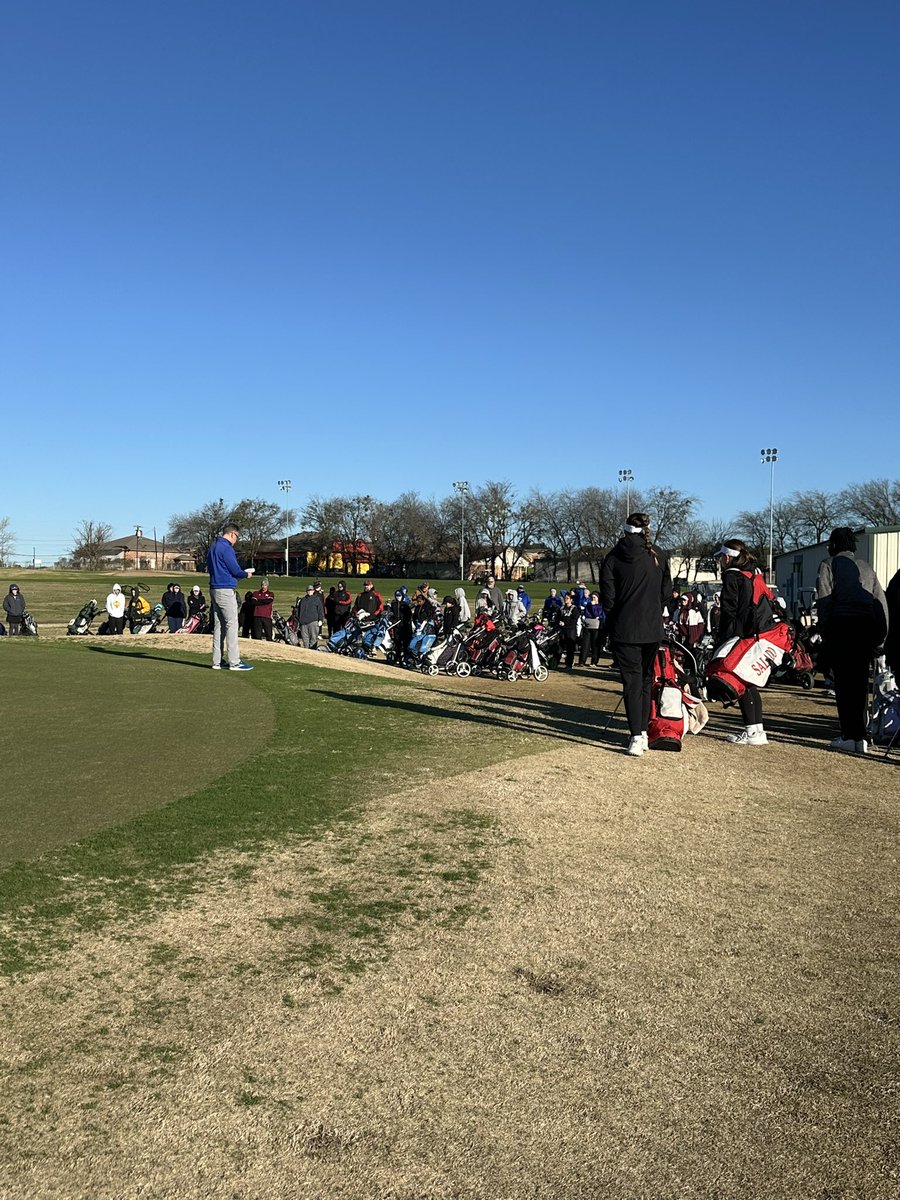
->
[454, 586, 471, 624]
[106, 583, 127, 635]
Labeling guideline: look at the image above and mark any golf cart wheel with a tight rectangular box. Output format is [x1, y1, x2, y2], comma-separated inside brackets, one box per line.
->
[799, 671, 814, 690]
[456, 661, 472, 677]
[355, 647, 367, 659]
[533, 665, 549, 682]
[425, 663, 438, 677]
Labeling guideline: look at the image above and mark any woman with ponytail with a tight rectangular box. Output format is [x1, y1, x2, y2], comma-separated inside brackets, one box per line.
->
[600, 513, 671, 756]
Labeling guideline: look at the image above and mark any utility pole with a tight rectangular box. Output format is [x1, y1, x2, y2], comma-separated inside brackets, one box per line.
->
[760, 448, 778, 584]
[278, 480, 292, 575]
[453, 481, 469, 581]
[618, 469, 634, 519]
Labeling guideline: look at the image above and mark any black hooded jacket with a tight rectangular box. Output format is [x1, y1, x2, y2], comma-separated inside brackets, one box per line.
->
[600, 534, 671, 644]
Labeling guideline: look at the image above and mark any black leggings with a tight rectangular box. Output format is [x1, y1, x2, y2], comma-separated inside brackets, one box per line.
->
[612, 641, 658, 736]
[738, 685, 763, 726]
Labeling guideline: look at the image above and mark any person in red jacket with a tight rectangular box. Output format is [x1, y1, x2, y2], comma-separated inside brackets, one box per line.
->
[251, 578, 275, 641]
[353, 579, 384, 620]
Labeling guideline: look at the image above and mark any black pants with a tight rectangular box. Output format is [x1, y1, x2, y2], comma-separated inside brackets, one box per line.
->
[254, 616, 273, 642]
[561, 635, 578, 669]
[738, 685, 763, 726]
[613, 641, 658, 736]
[109, 615, 126, 636]
[7, 617, 23, 636]
[579, 626, 602, 665]
[828, 617, 879, 741]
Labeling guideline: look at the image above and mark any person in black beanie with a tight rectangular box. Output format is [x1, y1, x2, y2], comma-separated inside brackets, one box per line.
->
[600, 513, 671, 756]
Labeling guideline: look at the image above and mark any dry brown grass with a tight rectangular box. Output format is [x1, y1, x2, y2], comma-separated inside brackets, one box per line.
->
[2, 650, 900, 1199]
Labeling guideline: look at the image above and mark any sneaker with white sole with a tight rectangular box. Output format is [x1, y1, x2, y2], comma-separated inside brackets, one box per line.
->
[626, 736, 645, 757]
[726, 729, 768, 746]
[211, 663, 229, 670]
[230, 662, 254, 671]
[854, 740, 869, 755]
[830, 737, 856, 753]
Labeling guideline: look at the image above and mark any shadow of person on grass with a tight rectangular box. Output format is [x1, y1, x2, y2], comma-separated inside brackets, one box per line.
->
[84, 645, 213, 670]
[310, 686, 628, 751]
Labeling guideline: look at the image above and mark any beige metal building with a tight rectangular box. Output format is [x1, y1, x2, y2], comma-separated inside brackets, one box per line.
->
[775, 526, 900, 616]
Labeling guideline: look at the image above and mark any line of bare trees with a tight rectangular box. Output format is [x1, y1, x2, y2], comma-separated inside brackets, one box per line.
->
[55, 475, 900, 576]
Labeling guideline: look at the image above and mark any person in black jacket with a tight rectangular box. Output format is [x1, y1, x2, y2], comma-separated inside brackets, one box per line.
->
[715, 539, 773, 747]
[886, 567, 900, 681]
[3, 584, 26, 635]
[600, 513, 671, 756]
[556, 592, 582, 670]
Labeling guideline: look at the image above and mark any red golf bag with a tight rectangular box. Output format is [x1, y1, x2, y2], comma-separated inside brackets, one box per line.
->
[647, 645, 709, 751]
[705, 622, 793, 704]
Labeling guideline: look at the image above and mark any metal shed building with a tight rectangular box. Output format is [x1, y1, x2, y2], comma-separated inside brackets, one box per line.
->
[775, 526, 900, 617]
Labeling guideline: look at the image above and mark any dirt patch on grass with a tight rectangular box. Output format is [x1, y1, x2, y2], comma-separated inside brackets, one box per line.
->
[3, 702, 899, 1198]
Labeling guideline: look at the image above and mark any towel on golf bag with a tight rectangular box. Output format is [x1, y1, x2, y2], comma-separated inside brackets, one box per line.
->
[648, 646, 709, 750]
[705, 622, 793, 704]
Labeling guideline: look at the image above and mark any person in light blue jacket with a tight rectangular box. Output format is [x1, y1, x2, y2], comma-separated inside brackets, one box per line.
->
[207, 524, 255, 671]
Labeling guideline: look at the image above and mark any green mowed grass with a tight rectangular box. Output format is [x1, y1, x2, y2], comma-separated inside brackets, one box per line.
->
[0, 639, 553, 976]
[0, 640, 274, 865]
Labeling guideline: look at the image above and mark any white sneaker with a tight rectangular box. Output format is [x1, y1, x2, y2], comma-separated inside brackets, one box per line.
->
[855, 740, 869, 755]
[640, 732, 649, 750]
[626, 736, 645, 757]
[830, 737, 856, 753]
[726, 729, 768, 746]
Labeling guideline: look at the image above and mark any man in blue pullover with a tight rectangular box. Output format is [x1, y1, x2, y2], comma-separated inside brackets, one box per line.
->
[207, 523, 255, 671]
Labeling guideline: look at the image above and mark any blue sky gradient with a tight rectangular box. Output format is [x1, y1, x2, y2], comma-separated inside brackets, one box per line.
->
[2, 2, 898, 562]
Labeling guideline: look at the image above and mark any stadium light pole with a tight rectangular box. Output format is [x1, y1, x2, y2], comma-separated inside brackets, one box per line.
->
[278, 479, 292, 576]
[760, 449, 778, 584]
[617, 469, 634, 519]
[453, 480, 469, 581]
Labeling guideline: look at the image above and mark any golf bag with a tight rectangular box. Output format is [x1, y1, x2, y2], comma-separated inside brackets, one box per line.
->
[405, 619, 440, 668]
[22, 611, 38, 636]
[273, 609, 300, 646]
[422, 623, 471, 676]
[68, 600, 100, 636]
[647, 645, 709, 751]
[496, 625, 549, 682]
[771, 621, 816, 689]
[174, 604, 208, 635]
[868, 662, 900, 750]
[131, 603, 165, 636]
[705, 622, 793, 704]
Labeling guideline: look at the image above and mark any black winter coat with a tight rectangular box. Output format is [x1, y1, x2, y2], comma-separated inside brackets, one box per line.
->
[600, 534, 670, 644]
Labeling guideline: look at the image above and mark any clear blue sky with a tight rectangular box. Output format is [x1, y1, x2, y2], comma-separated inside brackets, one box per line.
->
[2, 1, 898, 563]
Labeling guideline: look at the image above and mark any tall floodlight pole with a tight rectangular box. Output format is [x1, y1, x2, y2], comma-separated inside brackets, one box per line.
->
[134, 525, 142, 571]
[453, 481, 469, 581]
[760, 449, 778, 584]
[618, 469, 634, 519]
[277, 479, 292, 576]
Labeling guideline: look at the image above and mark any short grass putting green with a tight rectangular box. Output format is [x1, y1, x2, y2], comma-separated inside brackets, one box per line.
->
[0, 639, 556, 976]
[1, 640, 274, 864]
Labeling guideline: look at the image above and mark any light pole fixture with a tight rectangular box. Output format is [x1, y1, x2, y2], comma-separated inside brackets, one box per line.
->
[760, 449, 778, 584]
[452, 481, 469, 582]
[134, 525, 142, 571]
[278, 480, 292, 576]
[618, 469, 634, 518]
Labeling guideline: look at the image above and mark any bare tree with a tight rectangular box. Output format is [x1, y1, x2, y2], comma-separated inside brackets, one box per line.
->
[734, 501, 805, 559]
[789, 489, 847, 545]
[642, 486, 699, 550]
[840, 478, 900, 528]
[571, 487, 620, 581]
[71, 520, 113, 570]
[168, 498, 232, 566]
[369, 492, 444, 571]
[0, 516, 13, 567]
[530, 489, 579, 581]
[467, 481, 543, 579]
[230, 498, 295, 561]
[303, 495, 374, 575]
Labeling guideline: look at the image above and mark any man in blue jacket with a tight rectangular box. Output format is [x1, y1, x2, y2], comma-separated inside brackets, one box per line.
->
[207, 523, 255, 671]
